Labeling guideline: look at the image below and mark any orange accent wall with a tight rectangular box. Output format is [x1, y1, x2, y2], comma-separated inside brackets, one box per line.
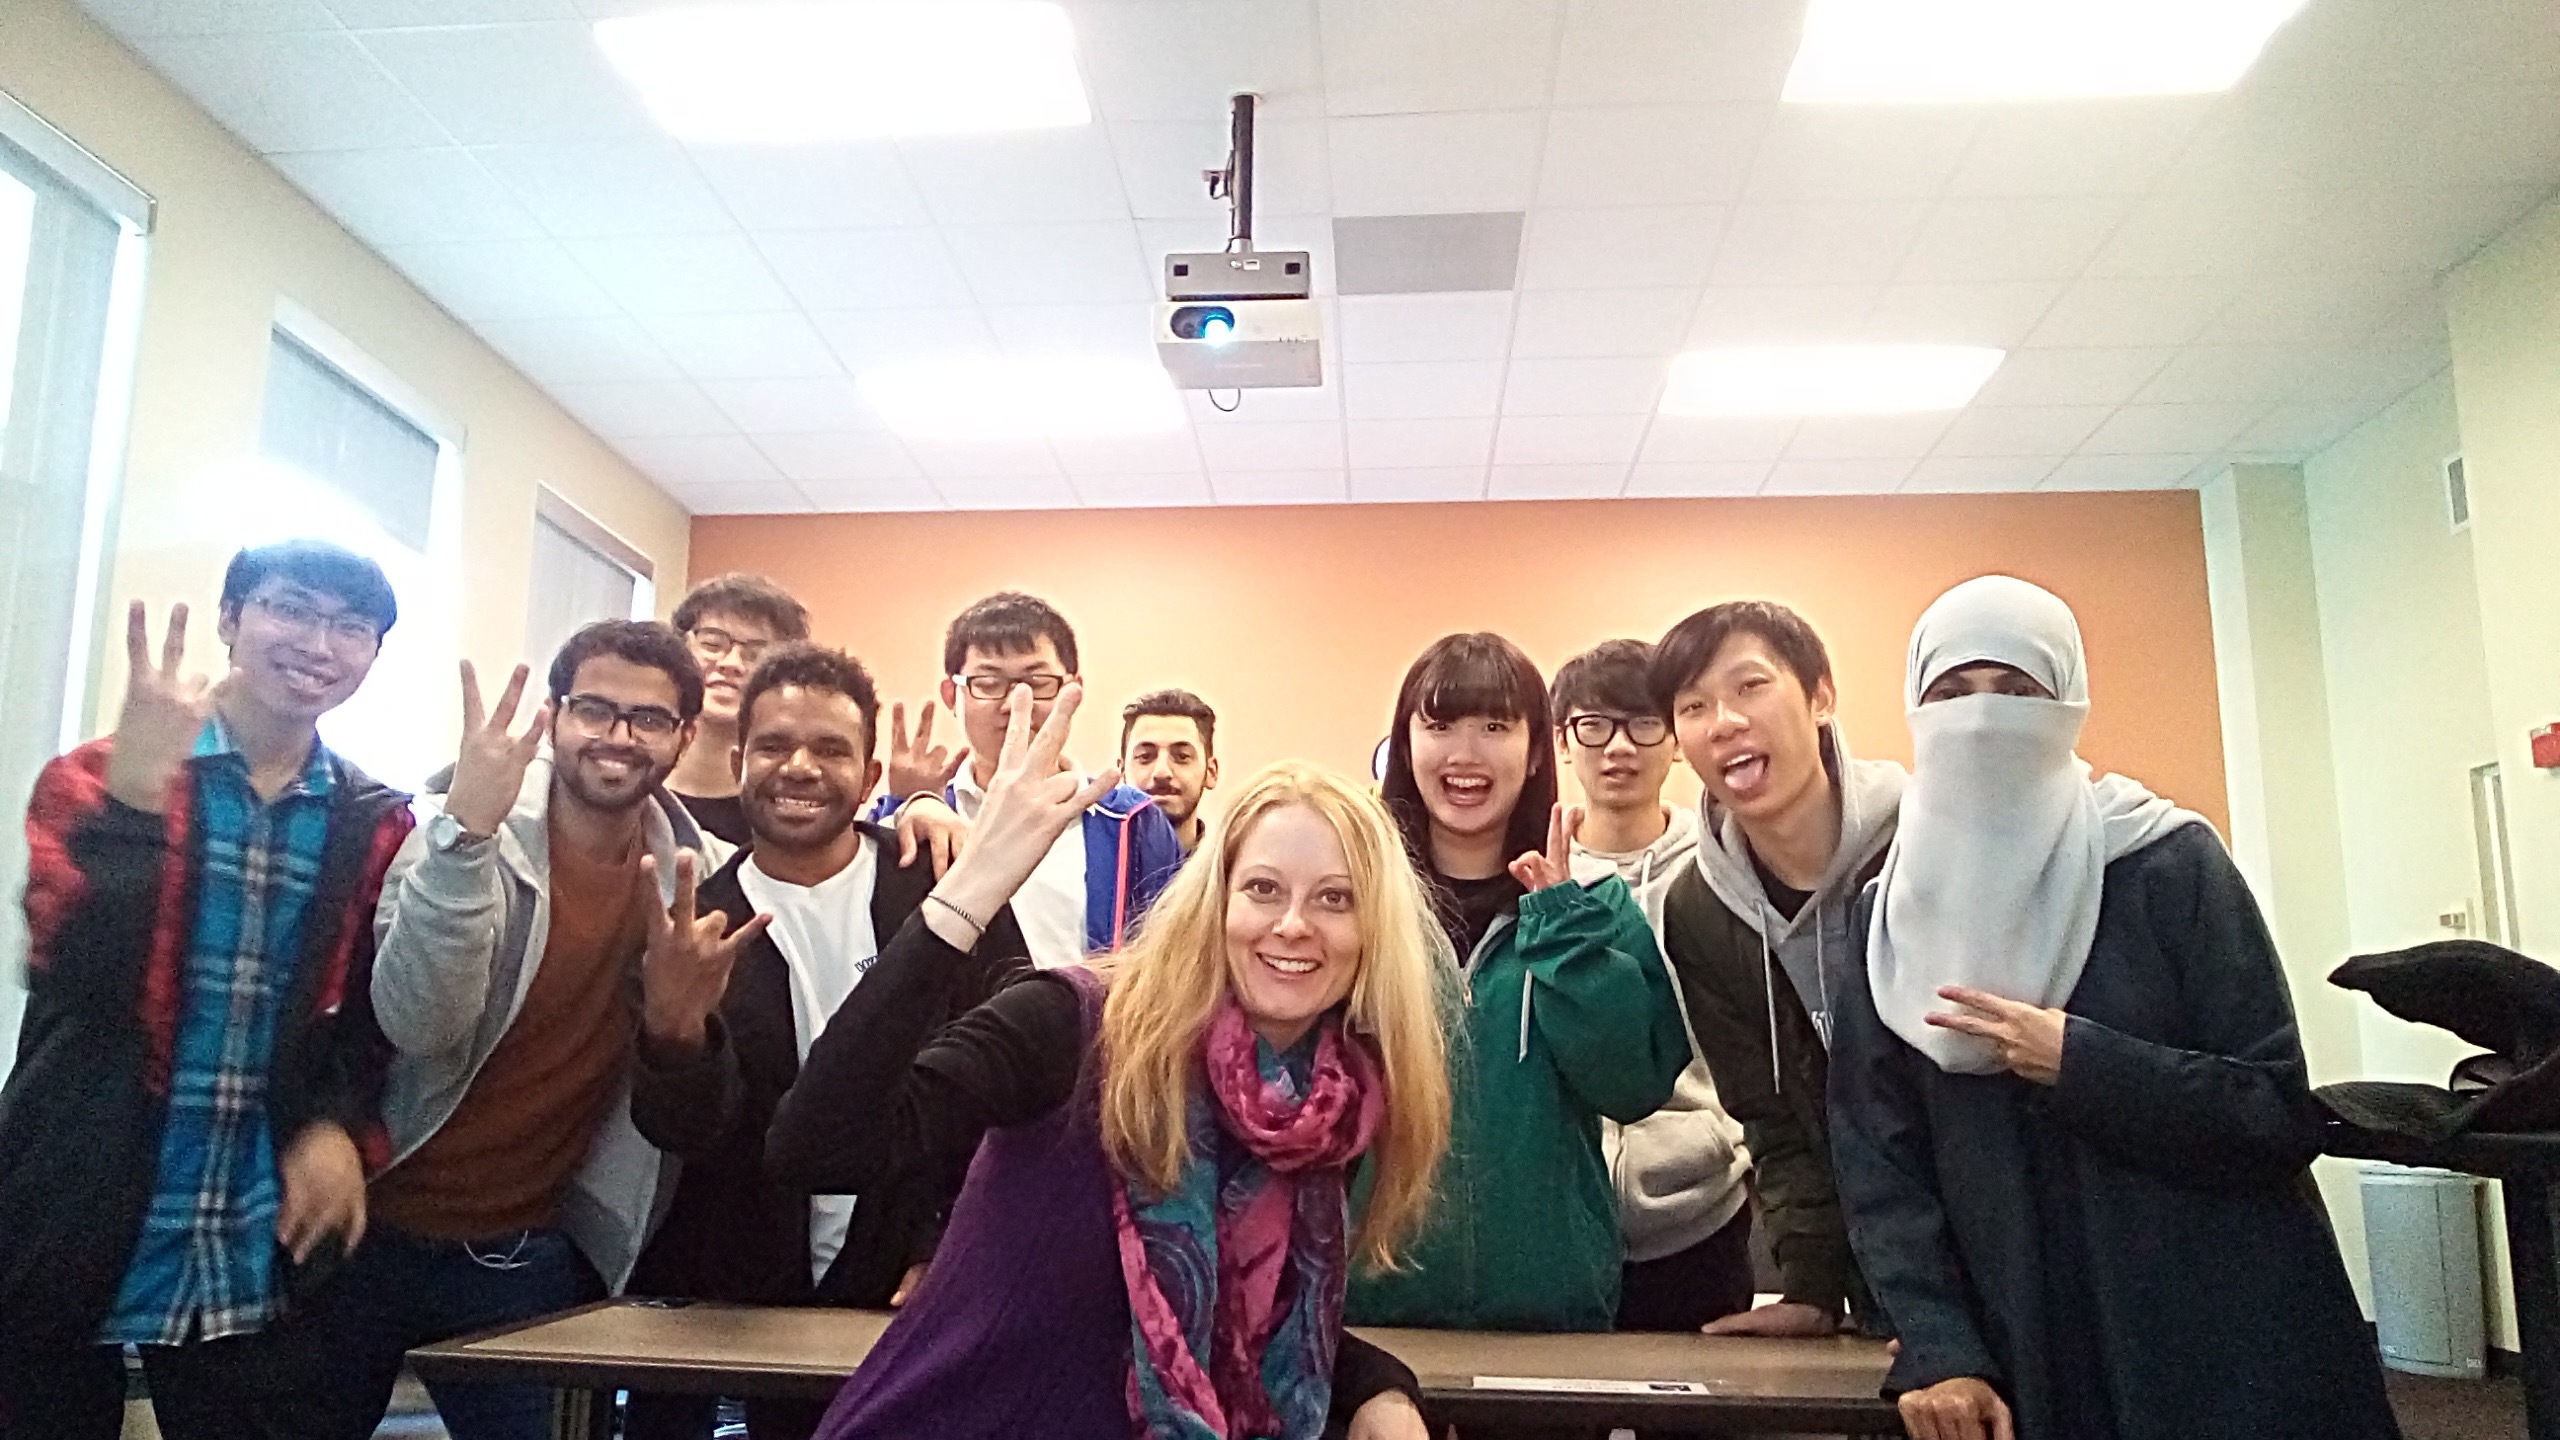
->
[691, 493, 2228, 833]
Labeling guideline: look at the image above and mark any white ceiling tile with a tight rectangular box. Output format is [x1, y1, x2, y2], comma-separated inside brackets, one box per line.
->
[1860, 282, 2063, 348]
[941, 221, 1154, 304]
[270, 148, 544, 245]
[2080, 404, 2262, 455]
[1213, 470, 1353, 504]
[2254, 0, 2560, 88]
[901, 128, 1137, 226]
[357, 22, 655, 143]
[475, 315, 680, 384]
[812, 307, 1000, 373]
[1112, 118, 1330, 218]
[2084, 187, 2329, 279]
[1743, 107, 1979, 201]
[1336, 293, 1517, 363]
[1492, 414, 1647, 465]
[1901, 456, 2064, 493]
[906, 442, 1063, 480]
[2198, 272, 2432, 347]
[1349, 467, 1486, 502]
[1947, 100, 2212, 198]
[1342, 362, 1506, 420]
[2040, 454, 2211, 492]
[1709, 203, 1931, 287]
[1499, 357, 1665, 416]
[665, 480, 811, 514]
[130, 31, 444, 152]
[1074, 472, 1216, 507]
[1969, 347, 2174, 407]
[1073, 0, 1324, 123]
[549, 379, 735, 439]
[1486, 464, 1630, 499]
[937, 474, 1081, 510]
[471, 139, 733, 238]
[1554, 0, 1802, 104]
[1786, 413, 1954, 461]
[699, 377, 873, 433]
[565, 233, 794, 314]
[2130, 346, 2327, 406]
[1536, 105, 1766, 207]
[1687, 285, 1877, 344]
[688, 144, 932, 230]
[2022, 276, 2242, 349]
[1638, 415, 1797, 463]
[2284, 338, 2450, 405]
[2172, 83, 2560, 195]
[755, 229, 976, 311]
[1624, 461, 1769, 496]
[797, 476, 946, 511]
[384, 239, 623, 321]
[1320, 0, 1562, 115]
[1327, 112, 1545, 215]
[1196, 421, 1345, 471]
[331, 0, 575, 23]
[1511, 289, 1696, 358]
[753, 431, 920, 482]
[985, 303, 1163, 363]
[1184, 381, 1344, 424]
[2229, 399, 2381, 457]
[1761, 458, 1916, 494]
[1895, 198, 2132, 283]
[1520, 206, 1725, 291]
[619, 433, 785, 483]
[1347, 417, 1496, 469]
[2294, 185, 2552, 278]
[1931, 406, 2113, 458]
[84, 0, 339, 36]
[1050, 429, 1206, 475]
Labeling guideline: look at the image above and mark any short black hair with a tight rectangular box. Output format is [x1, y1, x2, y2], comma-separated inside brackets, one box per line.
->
[1121, 689, 1217, 757]
[737, 644, 882, 760]
[220, 540, 398, 639]
[1381, 633, 1556, 891]
[1550, 639, 1663, 722]
[943, 591, 1077, 676]
[548, 620, 705, 719]
[672, 572, 811, 642]
[1650, 601, 1833, 712]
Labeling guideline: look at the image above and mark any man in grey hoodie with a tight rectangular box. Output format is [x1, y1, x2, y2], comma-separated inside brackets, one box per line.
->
[1649, 603, 1906, 1338]
[1553, 641, 1755, 1333]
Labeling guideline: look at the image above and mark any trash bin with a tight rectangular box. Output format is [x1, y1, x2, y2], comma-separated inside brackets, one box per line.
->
[2360, 1163, 2487, 1378]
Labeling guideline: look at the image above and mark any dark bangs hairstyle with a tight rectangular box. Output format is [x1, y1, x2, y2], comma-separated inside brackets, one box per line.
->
[1380, 632, 1558, 884]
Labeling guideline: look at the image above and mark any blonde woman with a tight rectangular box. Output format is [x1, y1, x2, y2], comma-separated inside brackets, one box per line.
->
[767, 683, 1451, 1440]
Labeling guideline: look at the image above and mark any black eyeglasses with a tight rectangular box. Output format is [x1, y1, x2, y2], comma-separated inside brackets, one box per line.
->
[559, 693, 684, 739]
[687, 626, 771, 668]
[957, 673, 1067, 701]
[1563, 713, 1671, 748]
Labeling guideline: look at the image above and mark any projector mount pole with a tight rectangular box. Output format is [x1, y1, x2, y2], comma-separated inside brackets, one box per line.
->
[1207, 91, 1257, 254]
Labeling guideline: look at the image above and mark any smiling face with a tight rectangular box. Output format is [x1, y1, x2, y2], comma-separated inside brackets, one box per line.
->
[1920, 661, 2055, 705]
[738, 684, 882, 855]
[1670, 633, 1835, 826]
[550, 654, 690, 813]
[217, 580, 380, 725]
[1223, 802, 1364, 1051]
[686, 608, 782, 730]
[1408, 712, 1532, 847]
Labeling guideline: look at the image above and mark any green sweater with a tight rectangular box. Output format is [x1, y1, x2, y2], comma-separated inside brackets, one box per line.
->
[1347, 876, 1688, 1331]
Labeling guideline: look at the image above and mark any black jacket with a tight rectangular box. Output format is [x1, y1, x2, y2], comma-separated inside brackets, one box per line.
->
[0, 737, 410, 1353]
[627, 826, 1030, 1308]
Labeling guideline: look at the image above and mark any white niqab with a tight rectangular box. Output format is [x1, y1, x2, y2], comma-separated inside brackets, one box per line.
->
[1867, 575, 2206, 1074]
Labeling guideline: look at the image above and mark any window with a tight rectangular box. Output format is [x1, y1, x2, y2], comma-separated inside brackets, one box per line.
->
[525, 490, 654, 674]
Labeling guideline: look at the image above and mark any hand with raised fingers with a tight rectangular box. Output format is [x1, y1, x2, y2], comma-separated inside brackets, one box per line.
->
[275, 1121, 367, 1263]
[444, 661, 552, 838]
[895, 793, 971, 877]
[1506, 803, 1585, 892]
[1703, 1300, 1840, 1338]
[1897, 1376, 2015, 1440]
[105, 601, 217, 812]
[1927, 986, 2067, 1085]
[925, 682, 1115, 945]
[639, 851, 773, 1060]
[883, 699, 968, 803]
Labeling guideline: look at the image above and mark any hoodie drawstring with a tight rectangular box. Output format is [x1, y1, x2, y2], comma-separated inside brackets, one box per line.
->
[1763, 917, 1783, 1095]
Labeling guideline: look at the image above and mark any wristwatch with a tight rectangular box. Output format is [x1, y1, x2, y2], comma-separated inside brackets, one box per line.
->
[428, 811, 494, 854]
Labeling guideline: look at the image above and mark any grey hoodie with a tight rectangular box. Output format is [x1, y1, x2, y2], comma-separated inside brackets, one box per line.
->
[1572, 806, 1752, 1263]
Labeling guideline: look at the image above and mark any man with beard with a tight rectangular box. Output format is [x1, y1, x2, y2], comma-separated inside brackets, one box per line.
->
[1118, 688, 1218, 855]
[328, 620, 732, 1440]
[620, 644, 1029, 1440]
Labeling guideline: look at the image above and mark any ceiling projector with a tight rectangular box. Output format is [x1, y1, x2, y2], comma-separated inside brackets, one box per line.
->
[1155, 249, 1322, 391]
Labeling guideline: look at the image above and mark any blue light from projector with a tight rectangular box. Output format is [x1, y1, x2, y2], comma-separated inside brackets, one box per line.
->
[1168, 304, 1237, 346]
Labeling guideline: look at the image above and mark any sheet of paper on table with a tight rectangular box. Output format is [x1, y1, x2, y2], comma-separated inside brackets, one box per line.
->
[1470, 1376, 1722, 1395]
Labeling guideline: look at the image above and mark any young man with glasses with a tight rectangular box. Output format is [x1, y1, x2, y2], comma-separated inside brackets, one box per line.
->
[666, 574, 810, 848]
[327, 620, 727, 1440]
[879, 592, 1179, 969]
[0, 542, 411, 1439]
[1552, 640, 1757, 1339]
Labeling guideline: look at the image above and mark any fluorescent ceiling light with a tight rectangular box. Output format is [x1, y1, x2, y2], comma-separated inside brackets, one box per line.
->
[1784, 0, 2309, 103]
[858, 357, 1185, 441]
[1661, 345, 2005, 417]
[595, 1, 1090, 143]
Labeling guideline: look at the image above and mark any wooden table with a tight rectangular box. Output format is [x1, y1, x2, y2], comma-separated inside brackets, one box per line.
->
[410, 1298, 1903, 1437]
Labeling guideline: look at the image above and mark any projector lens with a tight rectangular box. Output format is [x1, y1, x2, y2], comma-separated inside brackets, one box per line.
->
[1170, 305, 1237, 343]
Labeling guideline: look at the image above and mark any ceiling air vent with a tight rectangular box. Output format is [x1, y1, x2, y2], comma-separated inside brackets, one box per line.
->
[2443, 453, 2470, 532]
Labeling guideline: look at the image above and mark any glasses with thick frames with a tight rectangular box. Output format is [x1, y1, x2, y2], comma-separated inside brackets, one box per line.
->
[687, 626, 771, 668]
[1563, 713, 1672, 749]
[558, 693, 684, 739]
[956, 673, 1067, 702]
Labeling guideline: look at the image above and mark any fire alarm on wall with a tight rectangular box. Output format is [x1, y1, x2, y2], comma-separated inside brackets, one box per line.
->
[2532, 724, 2560, 770]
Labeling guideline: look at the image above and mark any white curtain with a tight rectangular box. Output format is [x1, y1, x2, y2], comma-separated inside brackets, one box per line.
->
[524, 513, 640, 678]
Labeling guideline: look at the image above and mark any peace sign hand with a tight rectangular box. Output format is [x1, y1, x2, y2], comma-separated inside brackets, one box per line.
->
[883, 699, 968, 803]
[1926, 986, 2067, 1085]
[638, 851, 772, 1060]
[444, 661, 552, 837]
[1507, 803, 1585, 892]
[105, 601, 217, 812]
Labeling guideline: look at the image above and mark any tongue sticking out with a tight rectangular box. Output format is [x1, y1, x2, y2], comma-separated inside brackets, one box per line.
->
[1722, 754, 1770, 798]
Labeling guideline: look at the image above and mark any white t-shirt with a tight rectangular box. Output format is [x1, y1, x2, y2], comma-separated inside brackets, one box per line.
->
[949, 765, 1091, 970]
[738, 837, 881, 1287]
